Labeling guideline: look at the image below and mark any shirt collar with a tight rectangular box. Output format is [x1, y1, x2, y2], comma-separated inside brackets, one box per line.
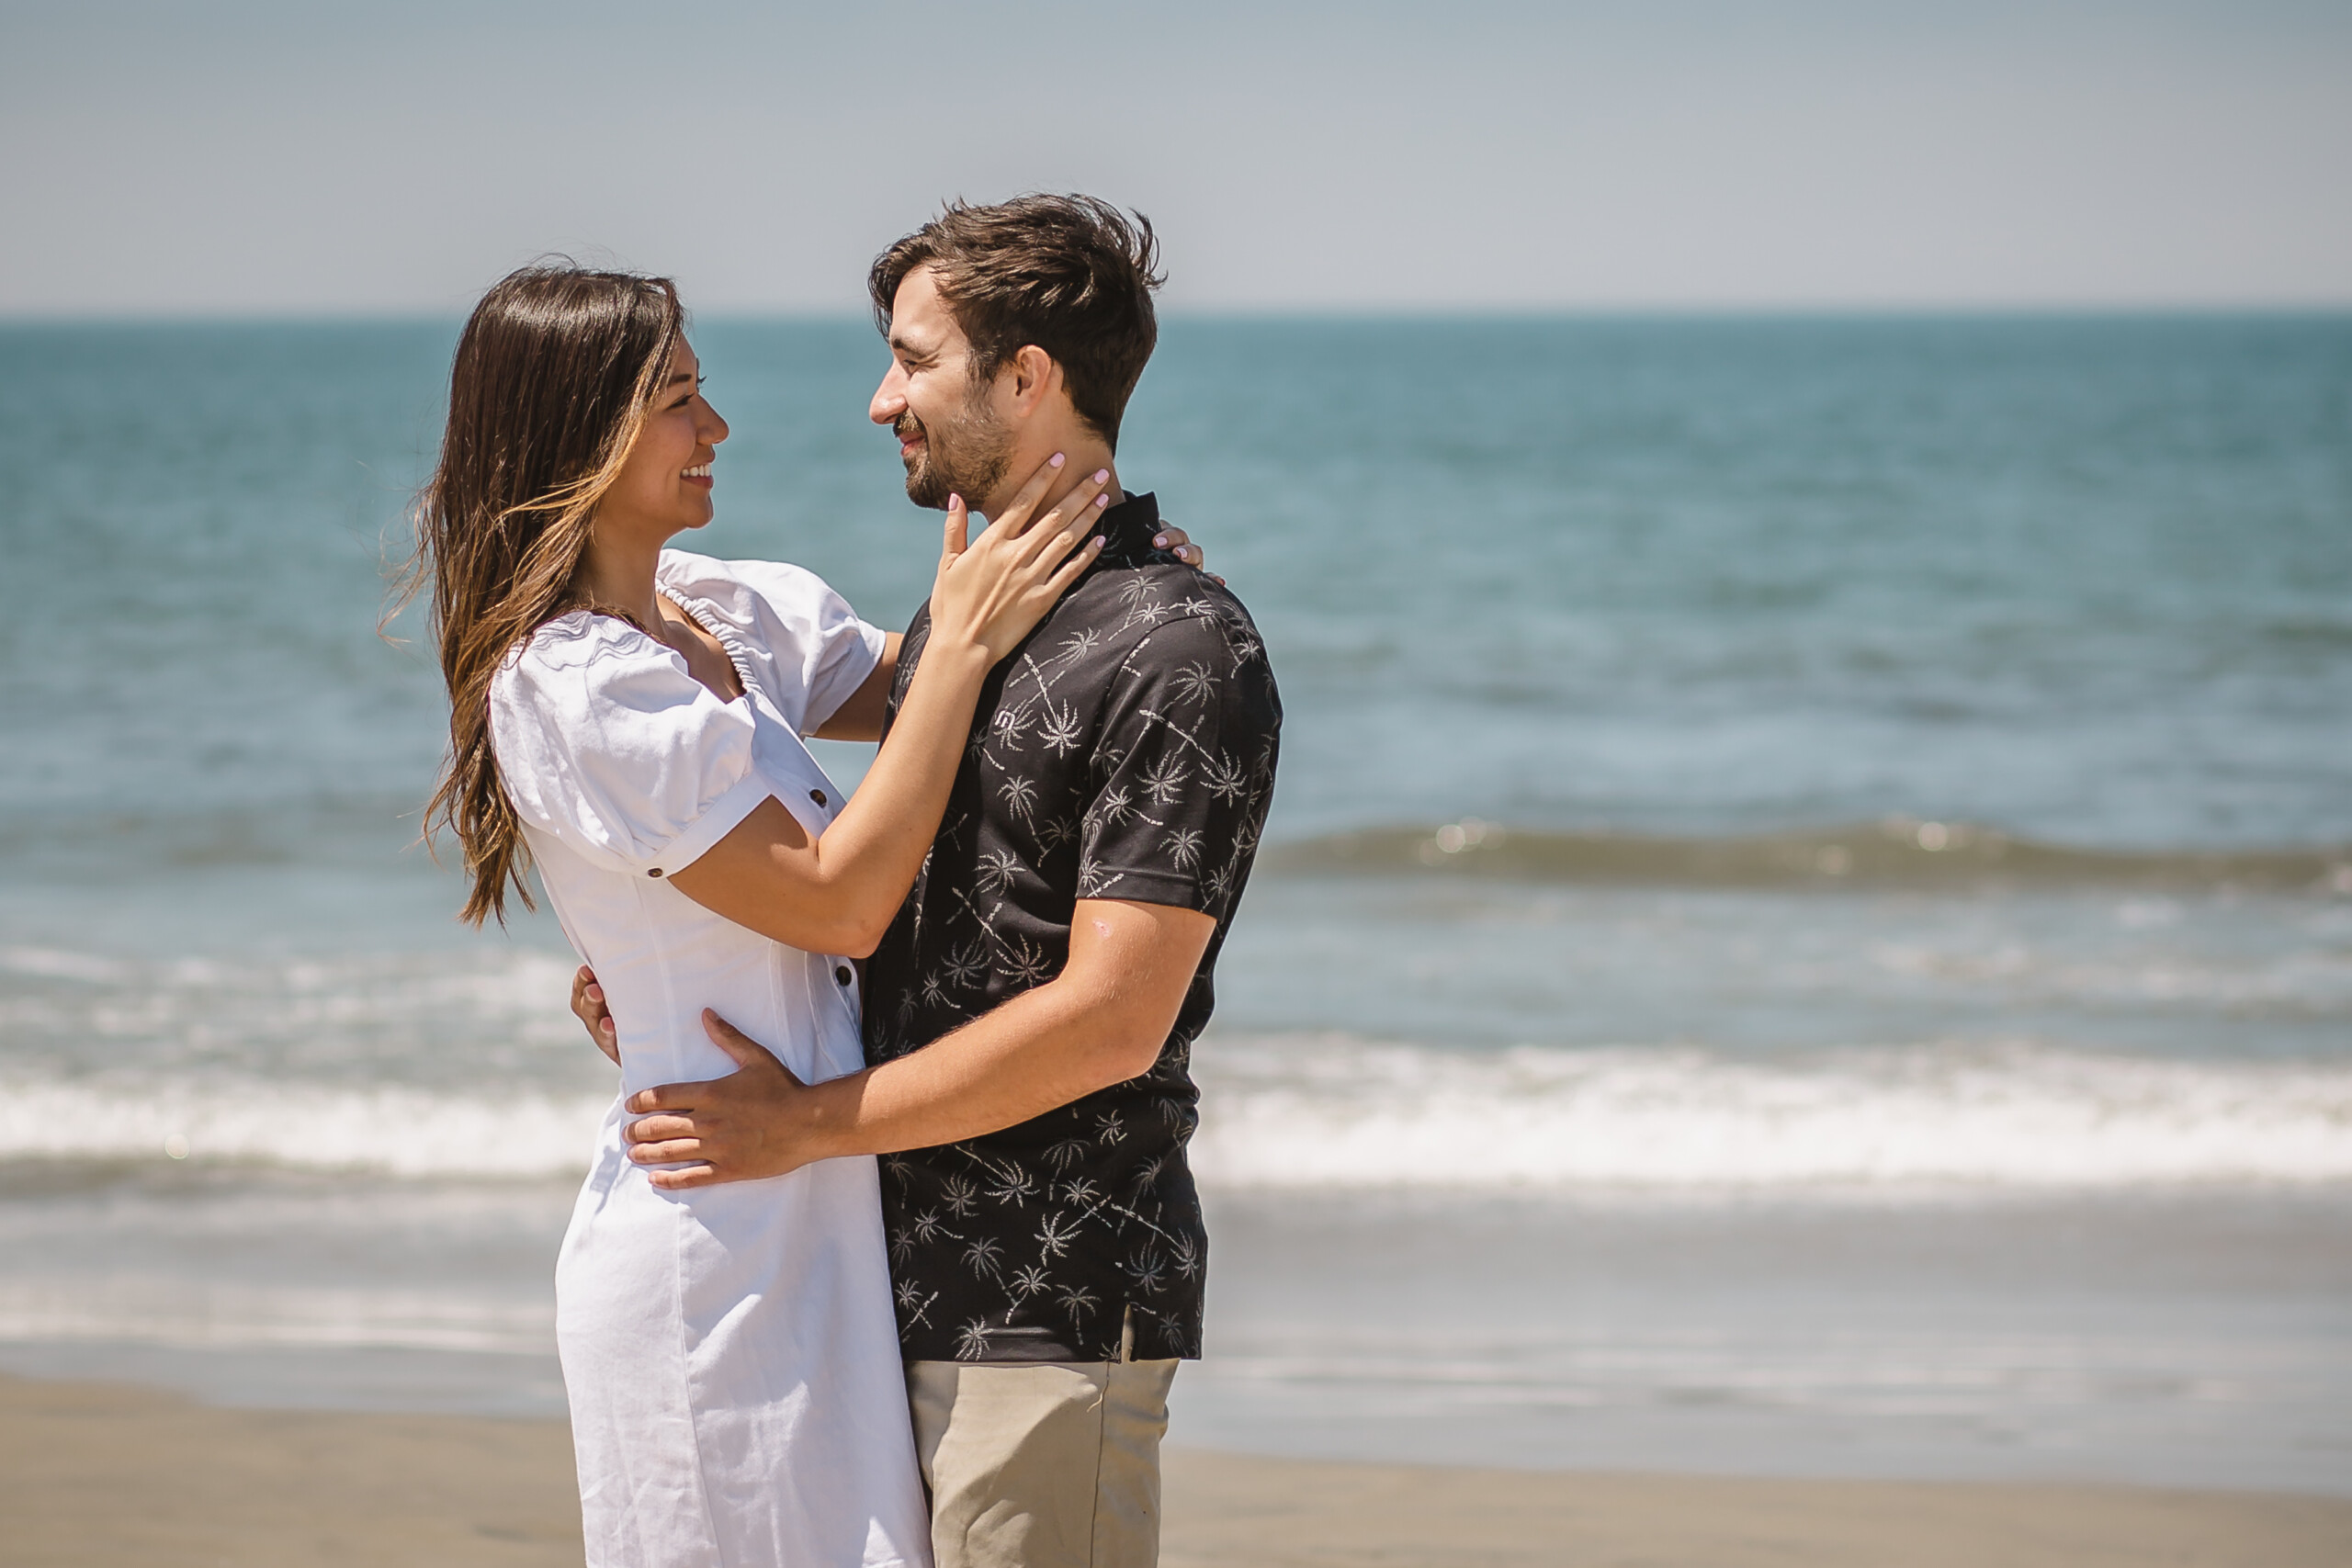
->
[1091, 491, 1162, 568]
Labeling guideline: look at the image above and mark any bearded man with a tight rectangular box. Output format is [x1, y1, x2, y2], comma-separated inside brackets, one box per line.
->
[580, 194, 1281, 1568]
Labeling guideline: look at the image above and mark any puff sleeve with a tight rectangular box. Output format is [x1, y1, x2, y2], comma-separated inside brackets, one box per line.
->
[488, 616, 775, 880]
[655, 551, 885, 736]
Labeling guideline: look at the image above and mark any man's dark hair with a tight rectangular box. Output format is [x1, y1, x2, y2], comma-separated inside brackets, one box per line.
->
[869, 194, 1164, 450]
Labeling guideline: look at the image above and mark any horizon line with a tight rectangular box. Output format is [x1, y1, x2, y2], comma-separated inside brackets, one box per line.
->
[6, 301, 2352, 329]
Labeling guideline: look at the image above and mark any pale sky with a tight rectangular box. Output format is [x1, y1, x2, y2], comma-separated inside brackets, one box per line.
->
[4, 0, 2348, 314]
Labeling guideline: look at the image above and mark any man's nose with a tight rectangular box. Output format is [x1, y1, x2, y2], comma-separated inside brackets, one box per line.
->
[869, 367, 906, 425]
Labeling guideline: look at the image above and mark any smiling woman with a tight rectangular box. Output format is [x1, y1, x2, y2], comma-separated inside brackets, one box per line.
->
[399, 265, 689, 928]
[396, 261, 1116, 1566]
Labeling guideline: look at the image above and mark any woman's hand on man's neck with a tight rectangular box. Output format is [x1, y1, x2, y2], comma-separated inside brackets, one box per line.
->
[979, 425, 1122, 526]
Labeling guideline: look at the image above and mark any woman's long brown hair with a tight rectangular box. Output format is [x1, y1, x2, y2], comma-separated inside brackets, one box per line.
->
[395, 265, 684, 926]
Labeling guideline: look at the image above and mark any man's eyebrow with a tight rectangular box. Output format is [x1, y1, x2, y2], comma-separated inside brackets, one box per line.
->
[890, 331, 937, 360]
[662, 368, 695, 385]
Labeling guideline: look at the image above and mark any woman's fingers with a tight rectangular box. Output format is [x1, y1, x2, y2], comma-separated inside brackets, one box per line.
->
[1043, 533, 1108, 598]
[1017, 476, 1110, 567]
[1154, 525, 1204, 568]
[939, 493, 969, 564]
[982, 451, 1068, 539]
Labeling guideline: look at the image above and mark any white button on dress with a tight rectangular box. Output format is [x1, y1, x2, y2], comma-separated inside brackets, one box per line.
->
[490, 551, 929, 1568]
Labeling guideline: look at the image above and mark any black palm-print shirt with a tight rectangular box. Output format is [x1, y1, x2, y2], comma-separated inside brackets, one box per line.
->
[865, 491, 1281, 1363]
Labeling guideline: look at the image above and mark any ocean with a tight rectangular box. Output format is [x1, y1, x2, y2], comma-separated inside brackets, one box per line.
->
[1, 315, 2347, 1493]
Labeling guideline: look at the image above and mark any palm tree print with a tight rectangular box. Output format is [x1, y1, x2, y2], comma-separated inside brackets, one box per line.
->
[984, 1165, 1040, 1207]
[1161, 826, 1204, 870]
[1201, 753, 1249, 804]
[961, 1235, 1006, 1282]
[1035, 1212, 1081, 1259]
[1056, 1282, 1100, 1330]
[976, 848, 1022, 897]
[1038, 697, 1084, 755]
[942, 939, 989, 988]
[940, 1176, 979, 1218]
[989, 704, 1035, 747]
[1170, 660, 1219, 706]
[1125, 1248, 1170, 1294]
[1001, 934, 1054, 988]
[1138, 753, 1189, 807]
[860, 492, 1280, 1366]
[896, 1278, 936, 1329]
[998, 773, 1040, 824]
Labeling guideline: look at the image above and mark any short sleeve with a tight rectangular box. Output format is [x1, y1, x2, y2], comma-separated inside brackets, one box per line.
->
[489, 616, 774, 879]
[1077, 613, 1282, 916]
[657, 551, 885, 736]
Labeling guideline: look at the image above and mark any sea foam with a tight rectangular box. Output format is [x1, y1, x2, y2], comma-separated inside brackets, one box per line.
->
[1191, 1036, 2352, 1191]
[11, 1035, 2350, 1193]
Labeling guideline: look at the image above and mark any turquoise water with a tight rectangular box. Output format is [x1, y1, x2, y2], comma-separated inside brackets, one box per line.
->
[2, 317, 2349, 1488]
[7, 316, 2349, 843]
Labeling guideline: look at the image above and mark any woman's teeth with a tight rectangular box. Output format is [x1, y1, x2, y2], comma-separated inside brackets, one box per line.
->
[682, 463, 712, 479]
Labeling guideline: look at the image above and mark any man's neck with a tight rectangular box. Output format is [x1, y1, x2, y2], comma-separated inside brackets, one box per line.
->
[978, 434, 1122, 523]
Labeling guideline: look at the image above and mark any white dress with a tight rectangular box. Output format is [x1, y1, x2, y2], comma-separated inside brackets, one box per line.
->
[489, 550, 931, 1568]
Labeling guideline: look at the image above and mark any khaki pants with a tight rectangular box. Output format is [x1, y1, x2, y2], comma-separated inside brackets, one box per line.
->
[907, 1357, 1180, 1568]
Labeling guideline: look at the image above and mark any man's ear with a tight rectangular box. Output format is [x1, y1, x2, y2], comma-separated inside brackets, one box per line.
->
[1007, 344, 1060, 416]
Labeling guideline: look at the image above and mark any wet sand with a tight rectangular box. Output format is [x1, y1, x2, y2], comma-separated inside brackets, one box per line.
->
[5, 1372, 2348, 1567]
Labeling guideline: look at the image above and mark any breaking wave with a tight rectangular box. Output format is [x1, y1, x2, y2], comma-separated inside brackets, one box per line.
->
[9, 1035, 2350, 1194]
[1189, 1035, 2352, 1192]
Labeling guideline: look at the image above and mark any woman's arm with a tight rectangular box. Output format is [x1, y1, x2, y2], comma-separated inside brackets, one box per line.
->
[668, 463, 1110, 956]
[809, 525, 1201, 744]
[809, 633, 901, 743]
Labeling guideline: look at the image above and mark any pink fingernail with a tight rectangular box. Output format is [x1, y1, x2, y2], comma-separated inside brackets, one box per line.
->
[1049, 453, 1066, 468]
[1153, 534, 1168, 547]
[948, 492, 961, 509]
[1092, 468, 1109, 482]
[1094, 494, 1108, 507]
[1091, 536, 1106, 548]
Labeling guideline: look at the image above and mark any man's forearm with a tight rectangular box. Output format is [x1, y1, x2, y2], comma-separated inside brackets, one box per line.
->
[802, 974, 1156, 1158]
[621, 899, 1214, 1188]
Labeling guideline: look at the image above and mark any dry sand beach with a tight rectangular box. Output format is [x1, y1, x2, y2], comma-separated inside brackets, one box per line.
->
[6, 1373, 2349, 1568]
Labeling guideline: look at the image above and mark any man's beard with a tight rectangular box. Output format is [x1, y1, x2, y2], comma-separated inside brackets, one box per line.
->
[898, 397, 1012, 513]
